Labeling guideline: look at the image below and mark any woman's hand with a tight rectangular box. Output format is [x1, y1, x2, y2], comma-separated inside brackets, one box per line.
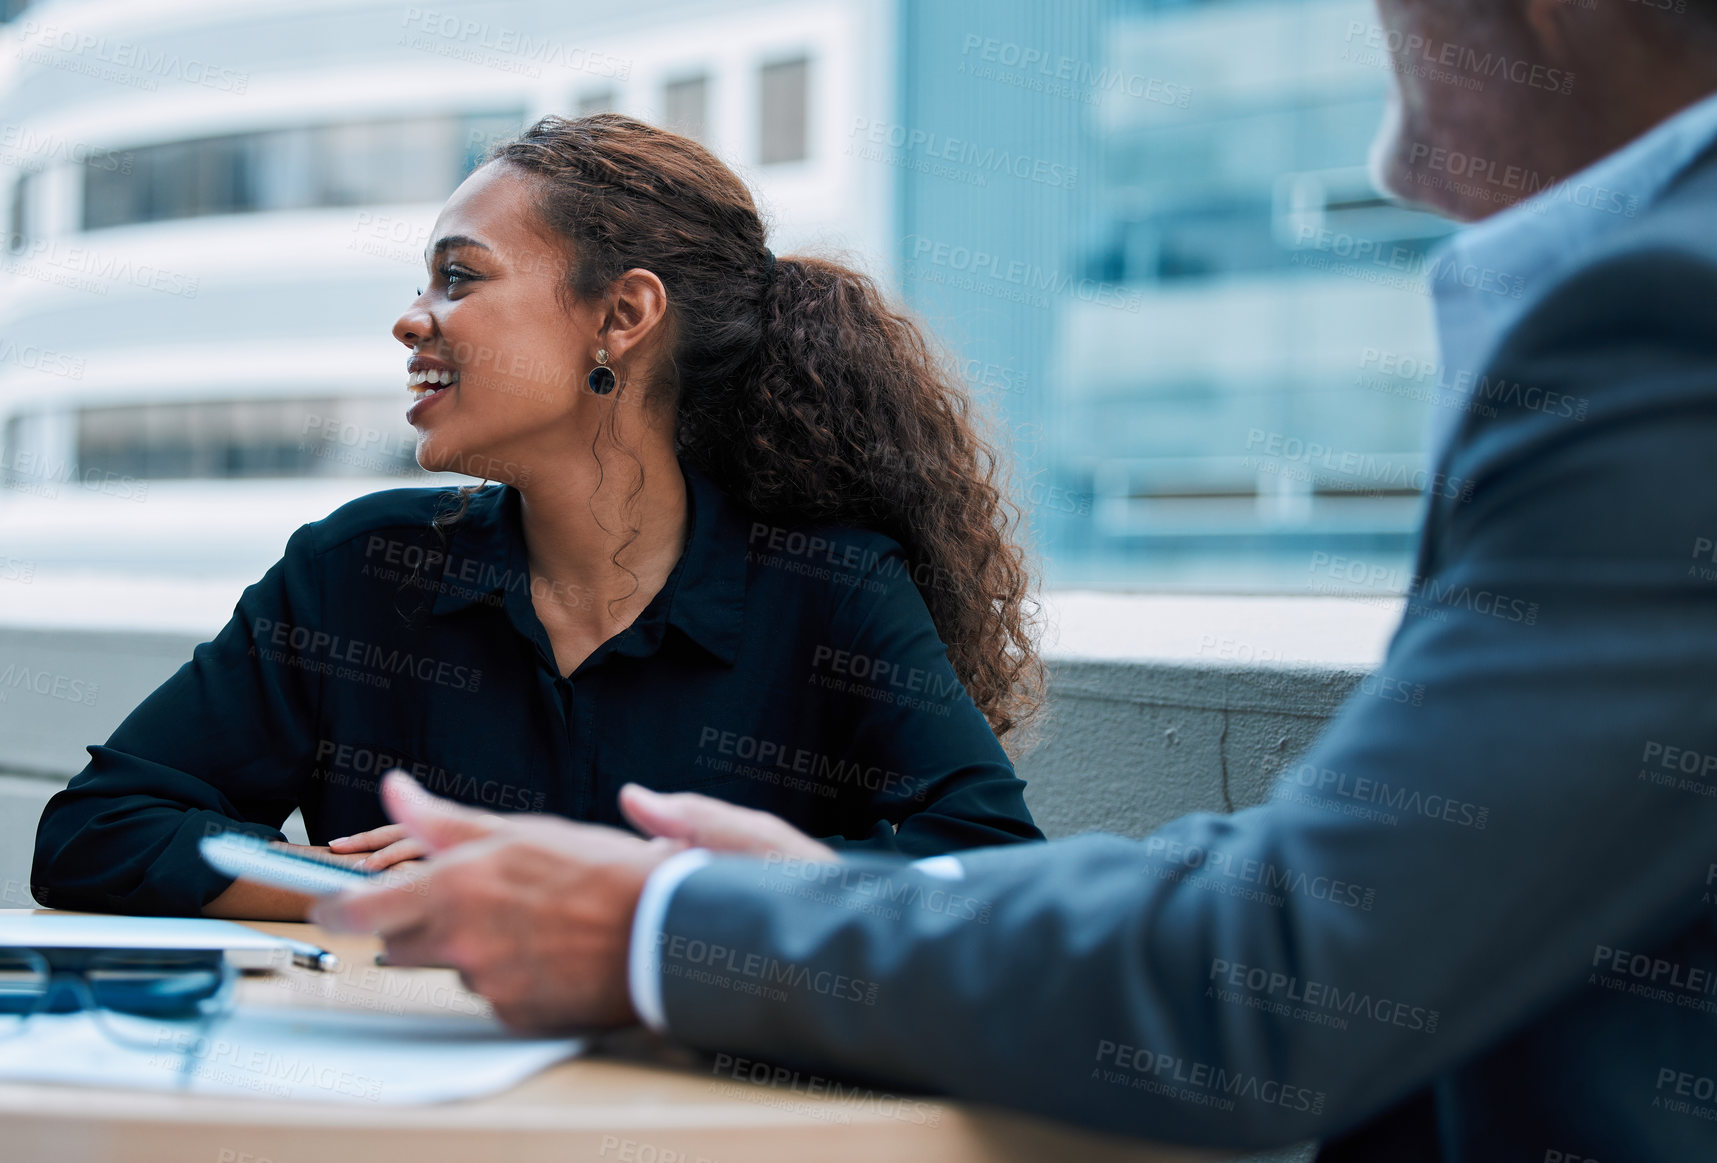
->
[327, 824, 434, 871]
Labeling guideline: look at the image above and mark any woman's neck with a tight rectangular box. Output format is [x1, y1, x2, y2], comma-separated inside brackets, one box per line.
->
[515, 444, 689, 633]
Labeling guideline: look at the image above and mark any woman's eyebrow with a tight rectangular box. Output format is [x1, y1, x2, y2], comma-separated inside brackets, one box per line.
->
[423, 234, 493, 265]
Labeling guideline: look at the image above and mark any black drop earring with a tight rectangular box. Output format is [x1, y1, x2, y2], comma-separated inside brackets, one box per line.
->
[587, 348, 617, 395]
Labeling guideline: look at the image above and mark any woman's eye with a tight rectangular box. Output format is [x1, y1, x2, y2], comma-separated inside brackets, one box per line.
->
[439, 264, 473, 288]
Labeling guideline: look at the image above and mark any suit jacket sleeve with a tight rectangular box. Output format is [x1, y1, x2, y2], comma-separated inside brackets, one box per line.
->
[646, 247, 1717, 1148]
[33, 522, 327, 915]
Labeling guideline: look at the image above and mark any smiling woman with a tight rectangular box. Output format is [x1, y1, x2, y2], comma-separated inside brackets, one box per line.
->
[31, 113, 1048, 921]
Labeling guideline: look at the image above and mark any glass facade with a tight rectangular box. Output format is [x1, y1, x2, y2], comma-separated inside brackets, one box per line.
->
[895, 0, 1444, 592]
[81, 112, 525, 231]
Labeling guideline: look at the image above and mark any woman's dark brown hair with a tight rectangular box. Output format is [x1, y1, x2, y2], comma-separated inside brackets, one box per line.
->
[418, 112, 1043, 746]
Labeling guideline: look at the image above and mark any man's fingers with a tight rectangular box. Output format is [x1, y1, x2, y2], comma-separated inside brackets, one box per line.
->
[379, 924, 456, 970]
[617, 783, 703, 842]
[381, 769, 502, 853]
[308, 867, 433, 936]
[619, 784, 835, 859]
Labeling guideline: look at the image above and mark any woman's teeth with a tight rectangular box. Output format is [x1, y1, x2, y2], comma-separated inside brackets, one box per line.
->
[408, 368, 459, 400]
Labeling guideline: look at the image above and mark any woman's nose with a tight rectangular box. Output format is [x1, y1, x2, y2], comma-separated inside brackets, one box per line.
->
[393, 294, 435, 347]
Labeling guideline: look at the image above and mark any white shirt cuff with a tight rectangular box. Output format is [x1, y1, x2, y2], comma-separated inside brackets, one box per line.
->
[628, 847, 714, 1034]
[911, 854, 965, 880]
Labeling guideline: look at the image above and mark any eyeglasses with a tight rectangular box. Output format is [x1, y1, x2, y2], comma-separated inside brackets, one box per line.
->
[0, 948, 236, 1055]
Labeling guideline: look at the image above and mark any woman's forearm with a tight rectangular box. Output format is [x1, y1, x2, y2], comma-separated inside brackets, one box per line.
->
[199, 843, 352, 921]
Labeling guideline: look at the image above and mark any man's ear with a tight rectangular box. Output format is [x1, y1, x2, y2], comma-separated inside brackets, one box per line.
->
[1523, 0, 1573, 60]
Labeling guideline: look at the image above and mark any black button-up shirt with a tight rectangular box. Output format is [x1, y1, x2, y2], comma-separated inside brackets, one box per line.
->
[34, 460, 1043, 915]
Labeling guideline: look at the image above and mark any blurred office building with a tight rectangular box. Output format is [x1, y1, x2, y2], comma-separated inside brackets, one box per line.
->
[0, 0, 1446, 598]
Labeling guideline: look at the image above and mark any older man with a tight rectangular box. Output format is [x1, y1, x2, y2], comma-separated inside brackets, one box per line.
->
[313, 2, 1717, 1159]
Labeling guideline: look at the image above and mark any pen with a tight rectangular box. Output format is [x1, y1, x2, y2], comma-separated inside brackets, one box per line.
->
[284, 937, 340, 972]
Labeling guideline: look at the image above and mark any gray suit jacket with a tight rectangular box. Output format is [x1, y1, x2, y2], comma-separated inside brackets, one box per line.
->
[644, 152, 1717, 1161]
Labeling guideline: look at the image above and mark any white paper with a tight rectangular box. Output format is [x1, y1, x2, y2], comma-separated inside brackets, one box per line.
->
[0, 1004, 585, 1104]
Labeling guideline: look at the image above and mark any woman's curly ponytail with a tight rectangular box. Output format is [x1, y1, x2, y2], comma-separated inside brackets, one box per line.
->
[477, 113, 1044, 745]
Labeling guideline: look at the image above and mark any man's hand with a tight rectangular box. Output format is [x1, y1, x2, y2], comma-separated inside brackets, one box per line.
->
[618, 783, 837, 862]
[311, 771, 680, 1030]
[310, 771, 840, 1032]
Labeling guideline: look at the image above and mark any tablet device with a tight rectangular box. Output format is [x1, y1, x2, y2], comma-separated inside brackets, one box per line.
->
[199, 832, 380, 897]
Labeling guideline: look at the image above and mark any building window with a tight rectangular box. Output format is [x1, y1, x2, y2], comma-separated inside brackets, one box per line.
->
[758, 56, 809, 165]
[7, 172, 29, 252]
[577, 90, 615, 117]
[74, 397, 425, 480]
[662, 74, 709, 142]
[79, 111, 524, 231]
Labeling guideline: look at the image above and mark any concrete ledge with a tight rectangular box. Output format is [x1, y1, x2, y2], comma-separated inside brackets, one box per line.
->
[1016, 658, 1369, 841]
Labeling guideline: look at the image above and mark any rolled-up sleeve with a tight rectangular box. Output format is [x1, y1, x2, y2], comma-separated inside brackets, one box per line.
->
[33, 522, 326, 915]
[819, 544, 1044, 855]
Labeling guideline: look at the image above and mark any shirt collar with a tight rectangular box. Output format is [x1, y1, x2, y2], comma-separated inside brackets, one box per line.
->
[1426, 88, 1717, 458]
[427, 457, 747, 666]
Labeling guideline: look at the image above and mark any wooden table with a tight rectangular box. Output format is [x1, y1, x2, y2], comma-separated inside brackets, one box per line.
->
[0, 920, 1224, 1163]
